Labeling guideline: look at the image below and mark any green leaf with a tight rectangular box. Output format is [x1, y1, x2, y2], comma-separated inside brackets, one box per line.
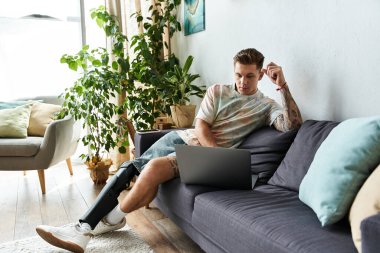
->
[118, 146, 126, 154]
[91, 11, 97, 19]
[183, 55, 194, 74]
[102, 55, 109, 65]
[96, 18, 104, 28]
[112, 61, 118, 70]
[92, 59, 101, 67]
[68, 61, 78, 71]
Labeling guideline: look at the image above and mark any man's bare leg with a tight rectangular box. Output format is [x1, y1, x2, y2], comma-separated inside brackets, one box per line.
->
[120, 156, 178, 213]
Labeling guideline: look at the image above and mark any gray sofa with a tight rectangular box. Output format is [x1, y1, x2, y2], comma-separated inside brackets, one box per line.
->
[135, 121, 380, 253]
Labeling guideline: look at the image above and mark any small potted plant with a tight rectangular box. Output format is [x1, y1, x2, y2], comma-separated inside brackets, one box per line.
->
[162, 55, 206, 128]
[57, 7, 129, 184]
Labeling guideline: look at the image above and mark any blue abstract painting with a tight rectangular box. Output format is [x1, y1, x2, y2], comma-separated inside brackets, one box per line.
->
[184, 0, 205, 36]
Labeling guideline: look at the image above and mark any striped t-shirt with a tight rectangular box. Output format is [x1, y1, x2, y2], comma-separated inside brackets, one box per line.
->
[177, 84, 283, 148]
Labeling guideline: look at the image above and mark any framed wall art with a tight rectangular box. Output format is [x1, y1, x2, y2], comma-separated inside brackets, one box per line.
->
[184, 0, 205, 36]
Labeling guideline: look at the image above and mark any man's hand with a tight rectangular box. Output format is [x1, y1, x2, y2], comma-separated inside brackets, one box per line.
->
[262, 62, 287, 89]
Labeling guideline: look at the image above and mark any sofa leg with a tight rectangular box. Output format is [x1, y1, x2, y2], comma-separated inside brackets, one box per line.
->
[66, 158, 73, 175]
[37, 169, 46, 194]
[23, 170, 26, 176]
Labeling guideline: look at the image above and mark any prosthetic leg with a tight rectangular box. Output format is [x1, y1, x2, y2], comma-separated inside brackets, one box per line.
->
[79, 163, 138, 229]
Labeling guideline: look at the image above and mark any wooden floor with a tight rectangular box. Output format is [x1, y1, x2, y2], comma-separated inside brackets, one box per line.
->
[0, 160, 204, 253]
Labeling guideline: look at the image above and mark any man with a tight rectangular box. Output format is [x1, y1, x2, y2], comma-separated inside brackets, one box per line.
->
[36, 48, 302, 253]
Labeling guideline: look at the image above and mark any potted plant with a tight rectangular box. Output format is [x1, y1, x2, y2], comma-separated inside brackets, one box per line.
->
[57, 7, 130, 184]
[125, 0, 182, 130]
[162, 55, 206, 127]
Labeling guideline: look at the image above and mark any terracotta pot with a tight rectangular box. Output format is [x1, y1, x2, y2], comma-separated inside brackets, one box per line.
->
[87, 159, 112, 185]
[170, 104, 196, 128]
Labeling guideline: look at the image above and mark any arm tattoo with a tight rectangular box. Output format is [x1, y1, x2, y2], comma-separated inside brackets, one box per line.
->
[274, 85, 303, 132]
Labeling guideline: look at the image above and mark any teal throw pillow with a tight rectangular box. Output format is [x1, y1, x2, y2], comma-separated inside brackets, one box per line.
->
[0, 100, 42, 110]
[0, 104, 33, 138]
[299, 116, 380, 226]
[0, 101, 32, 110]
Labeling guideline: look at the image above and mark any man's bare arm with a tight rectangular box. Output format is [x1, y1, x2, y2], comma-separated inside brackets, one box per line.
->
[273, 84, 303, 132]
[263, 62, 302, 132]
[194, 119, 218, 147]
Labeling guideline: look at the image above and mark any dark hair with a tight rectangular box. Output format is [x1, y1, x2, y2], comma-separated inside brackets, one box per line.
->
[233, 48, 265, 69]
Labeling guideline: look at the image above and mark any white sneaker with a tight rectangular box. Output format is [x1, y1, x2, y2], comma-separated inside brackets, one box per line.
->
[91, 217, 126, 236]
[36, 223, 91, 253]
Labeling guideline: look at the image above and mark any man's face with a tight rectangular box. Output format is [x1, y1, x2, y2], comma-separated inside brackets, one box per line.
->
[234, 62, 264, 95]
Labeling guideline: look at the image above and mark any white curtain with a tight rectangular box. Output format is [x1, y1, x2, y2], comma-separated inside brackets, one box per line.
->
[106, 0, 130, 170]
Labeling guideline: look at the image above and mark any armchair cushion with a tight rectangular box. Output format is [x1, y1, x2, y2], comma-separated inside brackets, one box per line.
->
[28, 102, 61, 136]
[0, 104, 33, 138]
[0, 137, 42, 157]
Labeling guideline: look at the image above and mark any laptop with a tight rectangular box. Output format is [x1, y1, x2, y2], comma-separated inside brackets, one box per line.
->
[175, 145, 256, 190]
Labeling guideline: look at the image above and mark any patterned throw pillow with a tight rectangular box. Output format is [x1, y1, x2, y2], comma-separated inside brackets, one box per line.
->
[0, 104, 33, 138]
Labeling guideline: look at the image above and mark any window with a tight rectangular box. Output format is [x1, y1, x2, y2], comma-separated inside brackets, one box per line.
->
[0, 0, 83, 100]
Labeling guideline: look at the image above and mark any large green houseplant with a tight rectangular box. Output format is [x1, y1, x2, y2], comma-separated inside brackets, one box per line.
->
[57, 7, 130, 183]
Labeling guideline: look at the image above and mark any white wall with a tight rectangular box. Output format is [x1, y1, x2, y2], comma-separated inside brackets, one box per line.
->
[174, 0, 380, 121]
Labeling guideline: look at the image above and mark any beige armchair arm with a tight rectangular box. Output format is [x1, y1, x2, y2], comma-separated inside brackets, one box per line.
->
[35, 116, 81, 169]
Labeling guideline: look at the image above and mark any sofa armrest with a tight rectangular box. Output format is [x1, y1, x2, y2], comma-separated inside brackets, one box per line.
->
[361, 213, 380, 253]
[134, 129, 176, 158]
[36, 116, 81, 168]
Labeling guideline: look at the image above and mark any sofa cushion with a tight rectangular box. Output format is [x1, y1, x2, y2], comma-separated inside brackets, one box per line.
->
[238, 126, 298, 185]
[0, 104, 33, 138]
[0, 137, 42, 157]
[299, 116, 380, 226]
[350, 164, 380, 252]
[361, 213, 380, 253]
[28, 102, 61, 137]
[268, 120, 339, 191]
[155, 178, 220, 223]
[192, 185, 355, 253]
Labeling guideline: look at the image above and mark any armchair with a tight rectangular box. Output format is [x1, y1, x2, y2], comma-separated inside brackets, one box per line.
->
[0, 96, 81, 194]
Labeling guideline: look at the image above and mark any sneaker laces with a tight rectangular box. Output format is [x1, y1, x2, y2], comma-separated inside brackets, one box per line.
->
[62, 223, 94, 237]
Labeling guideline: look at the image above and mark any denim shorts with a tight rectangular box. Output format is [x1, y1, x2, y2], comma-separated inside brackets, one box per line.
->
[130, 131, 185, 172]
